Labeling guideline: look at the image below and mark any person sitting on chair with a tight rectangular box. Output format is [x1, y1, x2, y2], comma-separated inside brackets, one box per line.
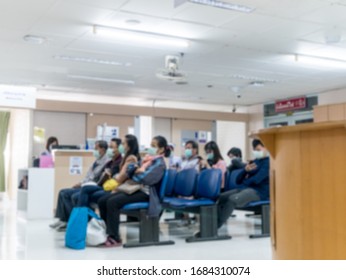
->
[49, 140, 109, 231]
[217, 139, 270, 229]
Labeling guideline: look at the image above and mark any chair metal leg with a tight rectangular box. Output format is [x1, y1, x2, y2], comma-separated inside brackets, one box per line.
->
[123, 209, 175, 248]
[186, 205, 231, 243]
[249, 204, 270, 238]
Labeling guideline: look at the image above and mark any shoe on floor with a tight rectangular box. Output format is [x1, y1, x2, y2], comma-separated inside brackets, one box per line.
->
[102, 236, 122, 248]
[55, 223, 67, 232]
[49, 220, 65, 229]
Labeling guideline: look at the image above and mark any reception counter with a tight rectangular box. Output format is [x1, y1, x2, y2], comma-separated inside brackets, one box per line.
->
[53, 150, 94, 207]
[255, 121, 346, 259]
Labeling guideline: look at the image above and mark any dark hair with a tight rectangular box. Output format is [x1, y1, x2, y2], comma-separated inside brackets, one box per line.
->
[96, 140, 108, 151]
[185, 140, 199, 154]
[204, 141, 223, 165]
[46, 136, 59, 151]
[111, 138, 122, 148]
[252, 139, 264, 149]
[154, 135, 171, 158]
[122, 135, 140, 167]
[227, 147, 242, 159]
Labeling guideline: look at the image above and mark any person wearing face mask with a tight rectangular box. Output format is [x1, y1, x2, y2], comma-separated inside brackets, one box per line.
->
[199, 141, 227, 189]
[73, 138, 123, 207]
[216, 139, 270, 231]
[98, 135, 170, 247]
[41, 136, 59, 156]
[167, 143, 182, 169]
[49, 140, 109, 231]
[180, 140, 201, 171]
[227, 147, 246, 174]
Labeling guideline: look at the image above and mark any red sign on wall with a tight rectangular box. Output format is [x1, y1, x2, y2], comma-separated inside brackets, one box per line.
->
[275, 97, 306, 113]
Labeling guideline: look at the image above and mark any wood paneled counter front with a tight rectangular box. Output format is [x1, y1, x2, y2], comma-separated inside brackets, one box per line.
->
[254, 121, 346, 259]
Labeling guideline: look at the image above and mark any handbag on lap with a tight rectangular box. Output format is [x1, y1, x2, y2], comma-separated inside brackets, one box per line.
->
[102, 178, 120, 191]
[117, 180, 142, 195]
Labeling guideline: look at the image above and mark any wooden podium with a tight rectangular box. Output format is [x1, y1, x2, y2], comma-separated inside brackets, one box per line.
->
[255, 121, 346, 259]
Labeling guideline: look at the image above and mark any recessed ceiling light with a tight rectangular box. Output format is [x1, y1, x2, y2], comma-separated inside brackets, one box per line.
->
[125, 19, 141, 26]
[68, 74, 135, 85]
[53, 55, 132, 66]
[23, 35, 46, 44]
[175, 0, 255, 13]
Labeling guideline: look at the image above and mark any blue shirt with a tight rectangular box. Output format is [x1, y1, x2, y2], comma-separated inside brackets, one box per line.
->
[238, 157, 270, 200]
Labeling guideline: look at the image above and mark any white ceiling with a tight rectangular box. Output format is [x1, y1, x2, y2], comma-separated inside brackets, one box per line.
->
[1, 0, 346, 106]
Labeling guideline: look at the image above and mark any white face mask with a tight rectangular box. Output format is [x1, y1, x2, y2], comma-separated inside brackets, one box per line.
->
[252, 150, 265, 159]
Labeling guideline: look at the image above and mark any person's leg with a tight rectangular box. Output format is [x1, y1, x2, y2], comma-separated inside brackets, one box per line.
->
[217, 189, 241, 228]
[77, 185, 103, 207]
[218, 188, 260, 228]
[61, 188, 80, 222]
[50, 188, 70, 228]
[98, 193, 116, 222]
[106, 191, 148, 241]
[71, 192, 80, 207]
[55, 188, 69, 219]
[90, 190, 110, 205]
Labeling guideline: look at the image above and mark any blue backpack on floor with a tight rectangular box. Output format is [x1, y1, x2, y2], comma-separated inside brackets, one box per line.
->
[65, 207, 100, 250]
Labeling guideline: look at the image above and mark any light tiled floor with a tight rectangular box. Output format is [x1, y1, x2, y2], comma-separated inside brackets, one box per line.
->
[0, 200, 272, 260]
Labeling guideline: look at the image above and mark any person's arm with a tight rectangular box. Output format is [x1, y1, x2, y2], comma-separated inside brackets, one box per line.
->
[213, 160, 227, 174]
[232, 158, 245, 169]
[243, 160, 269, 186]
[132, 159, 165, 186]
[115, 156, 137, 184]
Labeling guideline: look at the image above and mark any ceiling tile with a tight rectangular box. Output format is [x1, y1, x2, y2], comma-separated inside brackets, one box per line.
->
[120, 0, 188, 18]
[173, 4, 242, 27]
[30, 1, 114, 36]
[0, 0, 57, 31]
[64, 0, 129, 9]
[259, 0, 329, 19]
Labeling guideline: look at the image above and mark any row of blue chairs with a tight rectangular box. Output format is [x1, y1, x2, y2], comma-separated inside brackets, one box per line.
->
[120, 168, 270, 248]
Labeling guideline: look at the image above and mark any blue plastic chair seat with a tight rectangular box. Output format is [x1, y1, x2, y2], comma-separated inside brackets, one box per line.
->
[169, 198, 215, 208]
[163, 197, 175, 204]
[244, 200, 270, 207]
[122, 202, 149, 211]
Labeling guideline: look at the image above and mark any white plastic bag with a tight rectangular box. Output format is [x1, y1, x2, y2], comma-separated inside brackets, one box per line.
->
[86, 218, 107, 246]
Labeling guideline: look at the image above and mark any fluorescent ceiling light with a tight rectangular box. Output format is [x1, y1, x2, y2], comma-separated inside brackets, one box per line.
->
[175, 0, 255, 13]
[230, 74, 279, 83]
[292, 54, 346, 69]
[53, 55, 131, 66]
[93, 25, 190, 48]
[68, 74, 135, 85]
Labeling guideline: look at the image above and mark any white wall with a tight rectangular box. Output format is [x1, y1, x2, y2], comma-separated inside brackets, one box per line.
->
[7, 109, 32, 199]
[153, 118, 172, 143]
[37, 89, 249, 113]
[248, 104, 264, 133]
[33, 111, 86, 156]
[216, 121, 247, 162]
[318, 88, 346, 105]
[246, 104, 265, 158]
[138, 116, 153, 149]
